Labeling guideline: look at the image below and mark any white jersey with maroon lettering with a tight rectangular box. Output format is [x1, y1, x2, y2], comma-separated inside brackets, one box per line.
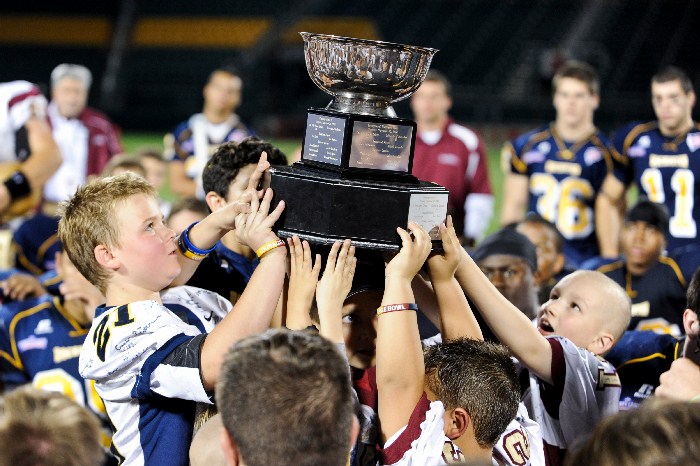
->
[0, 80, 47, 162]
[493, 403, 545, 466]
[521, 336, 620, 466]
[381, 393, 544, 466]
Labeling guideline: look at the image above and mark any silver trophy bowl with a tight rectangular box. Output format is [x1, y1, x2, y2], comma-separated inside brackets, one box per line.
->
[301, 32, 438, 117]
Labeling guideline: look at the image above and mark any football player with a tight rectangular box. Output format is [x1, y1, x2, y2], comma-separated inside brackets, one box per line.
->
[501, 61, 625, 267]
[607, 66, 700, 254]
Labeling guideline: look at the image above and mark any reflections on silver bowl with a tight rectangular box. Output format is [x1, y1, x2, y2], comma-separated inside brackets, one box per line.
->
[301, 32, 438, 117]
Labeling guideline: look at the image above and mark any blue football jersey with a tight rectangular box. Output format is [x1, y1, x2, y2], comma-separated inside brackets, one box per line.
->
[611, 121, 700, 252]
[605, 330, 683, 410]
[504, 124, 624, 266]
[13, 212, 61, 275]
[0, 295, 110, 444]
[597, 257, 687, 336]
[669, 244, 700, 283]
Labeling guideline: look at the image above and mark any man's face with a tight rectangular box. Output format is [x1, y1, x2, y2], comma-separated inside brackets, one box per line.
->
[410, 80, 452, 126]
[652, 79, 695, 135]
[203, 71, 242, 115]
[552, 77, 598, 128]
[478, 254, 537, 319]
[52, 76, 88, 119]
[621, 221, 665, 271]
[516, 222, 564, 284]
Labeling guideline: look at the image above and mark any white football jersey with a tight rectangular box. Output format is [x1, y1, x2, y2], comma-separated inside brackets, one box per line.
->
[79, 286, 231, 466]
[492, 403, 545, 466]
[0, 80, 47, 162]
[382, 393, 458, 466]
[521, 336, 620, 466]
[381, 394, 544, 466]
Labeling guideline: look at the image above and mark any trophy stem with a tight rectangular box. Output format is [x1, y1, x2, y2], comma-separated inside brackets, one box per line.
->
[327, 93, 397, 118]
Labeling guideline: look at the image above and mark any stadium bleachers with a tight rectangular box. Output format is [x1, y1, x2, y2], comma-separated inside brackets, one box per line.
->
[0, 0, 698, 132]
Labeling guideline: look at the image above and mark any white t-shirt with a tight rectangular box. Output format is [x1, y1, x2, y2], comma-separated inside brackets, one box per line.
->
[43, 102, 88, 202]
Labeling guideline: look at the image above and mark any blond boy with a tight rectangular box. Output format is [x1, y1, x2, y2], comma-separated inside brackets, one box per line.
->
[57, 156, 286, 466]
[456, 249, 630, 466]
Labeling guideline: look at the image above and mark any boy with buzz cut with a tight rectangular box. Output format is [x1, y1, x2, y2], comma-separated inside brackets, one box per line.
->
[454, 246, 630, 466]
[57, 154, 287, 466]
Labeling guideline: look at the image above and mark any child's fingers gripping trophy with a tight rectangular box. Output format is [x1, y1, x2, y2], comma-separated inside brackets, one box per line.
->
[286, 235, 321, 329]
[386, 222, 432, 281]
[427, 215, 462, 281]
[288, 236, 321, 301]
[317, 239, 356, 305]
[247, 151, 271, 199]
[235, 188, 285, 253]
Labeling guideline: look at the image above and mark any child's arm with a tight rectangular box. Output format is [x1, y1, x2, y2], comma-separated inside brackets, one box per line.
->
[426, 217, 482, 341]
[455, 245, 554, 383]
[285, 236, 321, 330]
[411, 274, 441, 330]
[199, 187, 287, 389]
[377, 223, 432, 443]
[315, 239, 356, 344]
[171, 153, 272, 285]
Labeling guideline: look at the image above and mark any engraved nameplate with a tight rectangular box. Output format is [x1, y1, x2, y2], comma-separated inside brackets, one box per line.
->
[349, 121, 413, 172]
[407, 193, 449, 240]
[303, 113, 346, 166]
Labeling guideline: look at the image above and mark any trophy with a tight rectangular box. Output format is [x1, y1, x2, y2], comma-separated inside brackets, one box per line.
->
[269, 32, 449, 250]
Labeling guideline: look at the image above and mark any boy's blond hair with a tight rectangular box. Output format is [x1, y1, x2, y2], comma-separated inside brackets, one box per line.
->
[0, 385, 103, 466]
[58, 173, 156, 294]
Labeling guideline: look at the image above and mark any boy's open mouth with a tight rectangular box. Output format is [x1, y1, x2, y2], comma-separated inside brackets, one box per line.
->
[539, 319, 554, 333]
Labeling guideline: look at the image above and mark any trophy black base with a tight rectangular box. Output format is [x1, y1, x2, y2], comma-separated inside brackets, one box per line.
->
[269, 164, 449, 251]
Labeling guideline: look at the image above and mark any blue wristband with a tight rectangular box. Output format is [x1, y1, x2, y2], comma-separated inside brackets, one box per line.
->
[181, 221, 216, 256]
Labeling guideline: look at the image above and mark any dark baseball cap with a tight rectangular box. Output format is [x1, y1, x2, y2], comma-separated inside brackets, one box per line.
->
[471, 228, 538, 273]
[625, 199, 669, 236]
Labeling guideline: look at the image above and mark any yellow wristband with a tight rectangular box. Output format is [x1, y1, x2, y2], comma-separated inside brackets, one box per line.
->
[690, 393, 700, 403]
[256, 239, 286, 258]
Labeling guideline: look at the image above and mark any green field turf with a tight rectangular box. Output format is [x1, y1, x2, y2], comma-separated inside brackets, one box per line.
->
[122, 132, 505, 235]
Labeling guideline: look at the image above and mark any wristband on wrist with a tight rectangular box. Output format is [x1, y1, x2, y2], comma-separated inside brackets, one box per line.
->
[178, 221, 216, 261]
[255, 239, 286, 259]
[3, 170, 31, 201]
[690, 393, 700, 403]
[377, 303, 418, 316]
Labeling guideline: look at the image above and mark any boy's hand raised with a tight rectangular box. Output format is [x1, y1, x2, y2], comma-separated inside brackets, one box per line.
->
[427, 216, 462, 283]
[247, 151, 271, 199]
[213, 191, 253, 232]
[286, 236, 321, 329]
[385, 223, 432, 282]
[208, 151, 272, 233]
[316, 239, 356, 343]
[235, 187, 285, 254]
[317, 239, 356, 308]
